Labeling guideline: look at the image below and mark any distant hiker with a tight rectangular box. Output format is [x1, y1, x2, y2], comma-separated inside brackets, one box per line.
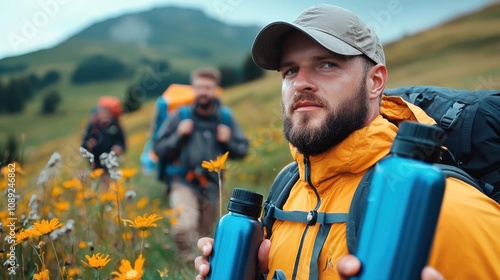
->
[81, 96, 126, 171]
[154, 67, 249, 262]
[140, 83, 213, 183]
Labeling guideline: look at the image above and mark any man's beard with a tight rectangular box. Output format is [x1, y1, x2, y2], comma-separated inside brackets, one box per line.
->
[283, 82, 368, 156]
[195, 96, 215, 110]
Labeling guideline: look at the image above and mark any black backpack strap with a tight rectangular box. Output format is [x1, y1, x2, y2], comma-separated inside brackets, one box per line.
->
[483, 168, 500, 187]
[262, 162, 299, 239]
[434, 163, 494, 195]
[482, 169, 500, 203]
[346, 167, 375, 254]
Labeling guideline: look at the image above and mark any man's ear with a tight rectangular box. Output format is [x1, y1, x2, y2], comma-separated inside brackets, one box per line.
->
[366, 64, 387, 100]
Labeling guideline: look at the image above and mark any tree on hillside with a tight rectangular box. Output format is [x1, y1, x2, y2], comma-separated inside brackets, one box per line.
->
[40, 70, 61, 88]
[28, 70, 60, 91]
[29, 73, 41, 92]
[242, 53, 264, 82]
[40, 90, 62, 115]
[0, 134, 19, 164]
[71, 55, 132, 84]
[0, 64, 26, 76]
[219, 65, 238, 87]
[0, 81, 5, 114]
[122, 85, 142, 113]
[3, 77, 32, 113]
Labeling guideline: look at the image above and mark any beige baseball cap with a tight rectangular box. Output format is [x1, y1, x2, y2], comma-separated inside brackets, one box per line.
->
[251, 4, 385, 70]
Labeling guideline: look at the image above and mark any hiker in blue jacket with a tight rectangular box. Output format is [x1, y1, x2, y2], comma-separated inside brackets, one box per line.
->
[154, 67, 249, 262]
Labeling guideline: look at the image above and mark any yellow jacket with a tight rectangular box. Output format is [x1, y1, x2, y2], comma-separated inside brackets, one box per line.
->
[267, 96, 500, 279]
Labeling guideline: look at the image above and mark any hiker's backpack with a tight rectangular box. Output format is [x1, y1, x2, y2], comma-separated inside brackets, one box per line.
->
[384, 86, 500, 190]
[168, 105, 233, 171]
[139, 84, 222, 177]
[261, 86, 500, 256]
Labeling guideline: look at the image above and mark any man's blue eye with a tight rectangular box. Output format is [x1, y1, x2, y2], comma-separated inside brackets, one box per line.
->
[284, 68, 298, 75]
[323, 62, 336, 68]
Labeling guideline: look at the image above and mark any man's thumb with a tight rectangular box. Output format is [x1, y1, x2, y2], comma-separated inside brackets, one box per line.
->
[258, 239, 271, 275]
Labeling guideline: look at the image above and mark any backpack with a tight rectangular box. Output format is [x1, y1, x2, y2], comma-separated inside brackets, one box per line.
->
[155, 104, 232, 188]
[140, 84, 196, 176]
[384, 86, 500, 189]
[139, 84, 222, 177]
[262, 86, 500, 255]
[174, 105, 232, 166]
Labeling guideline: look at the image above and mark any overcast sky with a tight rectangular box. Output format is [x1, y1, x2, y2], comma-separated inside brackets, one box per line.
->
[0, 0, 496, 60]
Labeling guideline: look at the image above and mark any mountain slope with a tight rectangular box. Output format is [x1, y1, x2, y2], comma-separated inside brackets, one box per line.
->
[0, 6, 261, 73]
[384, 2, 500, 89]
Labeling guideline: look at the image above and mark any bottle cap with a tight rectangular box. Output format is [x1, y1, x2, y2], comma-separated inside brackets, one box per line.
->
[390, 121, 446, 163]
[228, 188, 263, 218]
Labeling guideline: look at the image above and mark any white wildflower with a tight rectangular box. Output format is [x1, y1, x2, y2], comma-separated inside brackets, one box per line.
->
[79, 147, 94, 163]
[110, 170, 122, 180]
[37, 170, 48, 186]
[125, 190, 137, 200]
[47, 152, 62, 168]
[28, 194, 39, 208]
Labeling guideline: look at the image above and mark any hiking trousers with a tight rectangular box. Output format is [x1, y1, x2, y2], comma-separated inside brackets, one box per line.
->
[169, 181, 218, 262]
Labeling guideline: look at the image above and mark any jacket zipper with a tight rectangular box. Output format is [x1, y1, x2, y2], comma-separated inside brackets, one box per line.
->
[291, 155, 322, 280]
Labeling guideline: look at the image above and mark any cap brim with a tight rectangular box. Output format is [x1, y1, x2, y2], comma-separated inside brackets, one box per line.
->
[251, 21, 363, 71]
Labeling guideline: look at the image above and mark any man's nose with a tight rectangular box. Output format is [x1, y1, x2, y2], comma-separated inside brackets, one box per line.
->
[293, 68, 317, 92]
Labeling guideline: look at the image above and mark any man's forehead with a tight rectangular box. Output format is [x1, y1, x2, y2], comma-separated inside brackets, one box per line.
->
[193, 76, 217, 84]
[279, 33, 351, 65]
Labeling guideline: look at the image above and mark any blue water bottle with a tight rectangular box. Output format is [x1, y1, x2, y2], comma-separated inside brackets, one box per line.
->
[352, 121, 447, 280]
[208, 188, 264, 280]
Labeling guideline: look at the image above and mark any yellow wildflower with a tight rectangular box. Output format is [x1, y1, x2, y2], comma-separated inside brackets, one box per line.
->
[123, 231, 133, 241]
[16, 228, 41, 243]
[201, 151, 229, 173]
[119, 168, 137, 179]
[51, 185, 64, 197]
[169, 217, 179, 225]
[90, 168, 105, 179]
[33, 268, 50, 280]
[67, 267, 81, 278]
[122, 213, 163, 231]
[33, 218, 64, 235]
[99, 191, 117, 203]
[62, 178, 83, 189]
[158, 267, 169, 278]
[79, 240, 87, 249]
[138, 230, 150, 239]
[53, 201, 70, 211]
[1, 162, 24, 176]
[135, 197, 149, 209]
[81, 253, 111, 270]
[111, 254, 145, 280]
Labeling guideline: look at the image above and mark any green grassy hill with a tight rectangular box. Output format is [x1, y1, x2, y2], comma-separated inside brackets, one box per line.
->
[384, 2, 500, 89]
[2, 2, 500, 193]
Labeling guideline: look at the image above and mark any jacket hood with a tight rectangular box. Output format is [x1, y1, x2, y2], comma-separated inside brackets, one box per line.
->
[290, 95, 436, 192]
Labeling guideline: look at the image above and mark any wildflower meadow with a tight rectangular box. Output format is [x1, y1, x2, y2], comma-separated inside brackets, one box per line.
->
[0, 122, 287, 279]
[0, 149, 192, 279]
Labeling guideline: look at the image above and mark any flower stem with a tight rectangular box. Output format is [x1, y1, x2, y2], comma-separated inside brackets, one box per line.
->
[28, 242, 44, 269]
[141, 233, 145, 256]
[48, 235, 64, 279]
[218, 172, 222, 218]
